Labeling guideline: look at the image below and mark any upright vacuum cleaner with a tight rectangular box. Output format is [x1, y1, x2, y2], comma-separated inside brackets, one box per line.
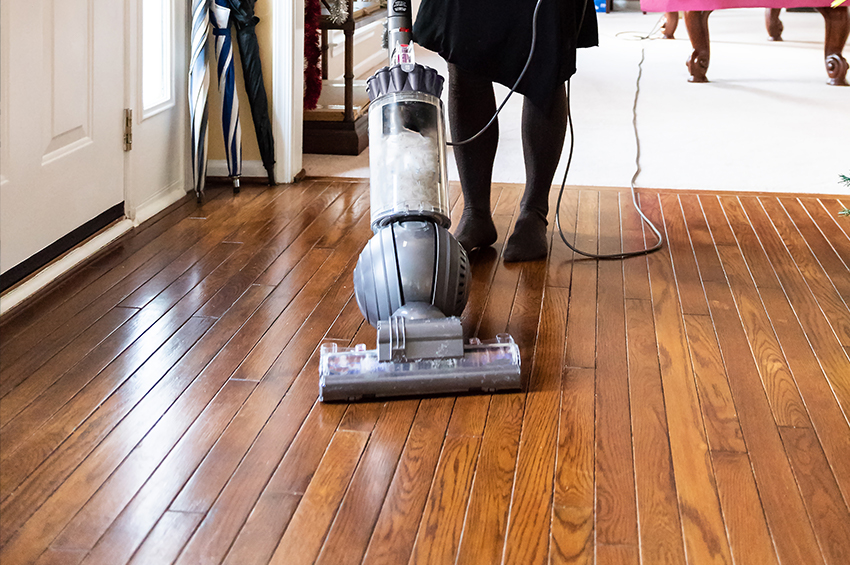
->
[319, 0, 522, 402]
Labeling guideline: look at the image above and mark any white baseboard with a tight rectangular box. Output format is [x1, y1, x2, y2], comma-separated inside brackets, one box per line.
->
[0, 219, 134, 316]
[128, 180, 189, 226]
[1, 182, 190, 317]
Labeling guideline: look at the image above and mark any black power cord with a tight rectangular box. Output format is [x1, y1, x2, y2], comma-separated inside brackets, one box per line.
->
[555, 47, 663, 260]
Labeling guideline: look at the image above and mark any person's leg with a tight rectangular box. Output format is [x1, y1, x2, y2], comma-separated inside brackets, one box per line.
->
[447, 63, 499, 252]
[504, 85, 567, 262]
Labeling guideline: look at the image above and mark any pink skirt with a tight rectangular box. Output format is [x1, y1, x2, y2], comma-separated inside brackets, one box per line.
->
[640, 0, 832, 11]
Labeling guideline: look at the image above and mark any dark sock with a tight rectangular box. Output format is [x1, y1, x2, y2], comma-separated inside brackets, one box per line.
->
[447, 63, 499, 251]
[504, 87, 567, 262]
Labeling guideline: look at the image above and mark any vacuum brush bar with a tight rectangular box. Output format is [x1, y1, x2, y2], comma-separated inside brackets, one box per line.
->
[319, 336, 521, 402]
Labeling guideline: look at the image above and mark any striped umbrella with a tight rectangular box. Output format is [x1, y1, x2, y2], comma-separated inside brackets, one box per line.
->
[211, 0, 242, 193]
[189, 0, 210, 200]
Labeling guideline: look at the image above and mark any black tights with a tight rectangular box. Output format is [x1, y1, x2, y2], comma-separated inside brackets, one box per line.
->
[448, 63, 567, 262]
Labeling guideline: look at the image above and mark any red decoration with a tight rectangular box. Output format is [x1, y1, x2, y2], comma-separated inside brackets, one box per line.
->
[304, 0, 322, 110]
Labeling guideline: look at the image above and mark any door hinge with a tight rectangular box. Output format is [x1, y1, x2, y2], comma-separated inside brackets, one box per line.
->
[123, 108, 133, 151]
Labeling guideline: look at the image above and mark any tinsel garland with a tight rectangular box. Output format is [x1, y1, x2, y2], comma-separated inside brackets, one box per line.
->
[304, 0, 322, 110]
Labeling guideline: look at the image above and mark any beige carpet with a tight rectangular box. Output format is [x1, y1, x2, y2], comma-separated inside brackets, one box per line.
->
[303, 8, 849, 196]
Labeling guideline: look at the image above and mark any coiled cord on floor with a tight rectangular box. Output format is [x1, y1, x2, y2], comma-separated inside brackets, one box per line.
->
[554, 44, 663, 260]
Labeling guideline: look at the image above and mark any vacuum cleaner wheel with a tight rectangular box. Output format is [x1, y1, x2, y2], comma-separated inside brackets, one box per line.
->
[353, 220, 469, 326]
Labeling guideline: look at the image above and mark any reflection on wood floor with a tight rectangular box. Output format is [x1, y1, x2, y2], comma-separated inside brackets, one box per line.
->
[1, 178, 849, 564]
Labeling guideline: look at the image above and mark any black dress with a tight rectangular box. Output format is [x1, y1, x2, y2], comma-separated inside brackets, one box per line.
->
[412, 0, 598, 110]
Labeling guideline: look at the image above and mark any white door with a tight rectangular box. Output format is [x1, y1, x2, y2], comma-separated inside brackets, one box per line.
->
[125, 0, 188, 219]
[0, 0, 126, 277]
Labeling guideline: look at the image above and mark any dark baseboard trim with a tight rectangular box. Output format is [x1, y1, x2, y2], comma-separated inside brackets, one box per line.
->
[0, 202, 125, 294]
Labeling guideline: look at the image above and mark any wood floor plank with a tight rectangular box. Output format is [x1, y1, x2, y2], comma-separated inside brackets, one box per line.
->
[799, 197, 850, 268]
[254, 181, 365, 286]
[227, 215, 371, 383]
[220, 399, 348, 565]
[454, 393, 524, 565]
[360, 397, 454, 565]
[733, 198, 850, 418]
[315, 400, 419, 565]
[779, 425, 850, 565]
[409, 435, 481, 565]
[0, 188, 257, 374]
[626, 300, 687, 564]
[703, 280, 824, 565]
[0, 313, 213, 513]
[818, 198, 850, 240]
[714, 244, 810, 427]
[116, 187, 284, 309]
[221, 494, 301, 565]
[594, 192, 639, 550]
[126, 511, 204, 565]
[267, 430, 370, 565]
[170, 259, 373, 564]
[502, 286, 568, 565]
[0, 305, 136, 426]
[547, 189, 578, 289]
[0, 238, 239, 467]
[682, 315, 746, 453]
[718, 197, 781, 289]
[0, 377, 255, 565]
[550, 367, 594, 565]
[621, 192, 651, 300]
[0, 284, 272, 560]
[466, 214, 517, 341]
[0, 239, 240, 445]
[755, 197, 850, 346]
[77, 379, 257, 565]
[711, 451, 779, 565]
[660, 193, 709, 315]
[646, 235, 733, 565]
[758, 287, 850, 504]
[596, 543, 639, 565]
[4, 183, 850, 565]
[0, 188, 223, 344]
[698, 195, 737, 246]
[679, 194, 726, 283]
[194, 182, 356, 319]
[780, 198, 850, 305]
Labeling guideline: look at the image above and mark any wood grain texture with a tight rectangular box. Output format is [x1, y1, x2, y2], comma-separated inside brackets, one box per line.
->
[711, 451, 779, 565]
[3, 181, 849, 565]
[703, 280, 824, 565]
[550, 367, 594, 565]
[268, 430, 369, 565]
[646, 227, 733, 565]
[626, 300, 687, 564]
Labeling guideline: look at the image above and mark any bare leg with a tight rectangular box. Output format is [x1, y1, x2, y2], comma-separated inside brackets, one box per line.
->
[504, 86, 567, 263]
[447, 63, 499, 251]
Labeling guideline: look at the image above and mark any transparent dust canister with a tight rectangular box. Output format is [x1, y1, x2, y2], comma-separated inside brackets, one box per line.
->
[368, 91, 450, 231]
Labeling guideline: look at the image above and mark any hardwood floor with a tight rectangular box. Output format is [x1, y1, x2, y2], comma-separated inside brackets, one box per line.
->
[1, 178, 849, 565]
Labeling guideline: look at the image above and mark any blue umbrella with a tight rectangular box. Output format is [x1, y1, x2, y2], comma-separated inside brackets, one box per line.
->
[210, 0, 242, 193]
[189, 0, 210, 200]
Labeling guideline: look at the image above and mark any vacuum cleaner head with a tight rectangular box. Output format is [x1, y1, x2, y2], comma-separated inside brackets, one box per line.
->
[319, 334, 521, 402]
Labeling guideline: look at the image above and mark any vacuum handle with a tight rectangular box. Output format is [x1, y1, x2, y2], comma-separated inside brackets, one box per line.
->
[387, 0, 415, 70]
